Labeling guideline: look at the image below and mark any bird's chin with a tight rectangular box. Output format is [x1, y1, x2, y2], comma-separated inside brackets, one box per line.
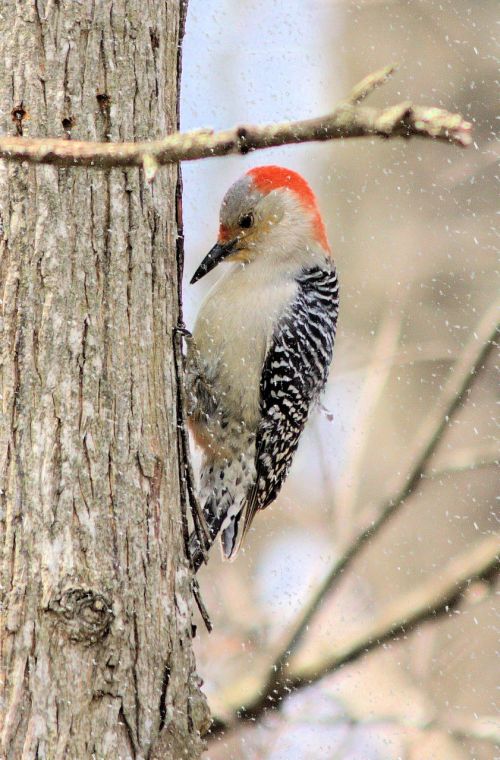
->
[226, 249, 253, 264]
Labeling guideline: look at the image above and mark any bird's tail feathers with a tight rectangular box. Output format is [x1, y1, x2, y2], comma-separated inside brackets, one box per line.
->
[219, 486, 259, 561]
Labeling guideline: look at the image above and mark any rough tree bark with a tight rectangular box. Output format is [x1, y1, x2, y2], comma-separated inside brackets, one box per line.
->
[0, 1, 209, 758]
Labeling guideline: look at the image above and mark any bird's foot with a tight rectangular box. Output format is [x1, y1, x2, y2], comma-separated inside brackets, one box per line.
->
[174, 320, 192, 341]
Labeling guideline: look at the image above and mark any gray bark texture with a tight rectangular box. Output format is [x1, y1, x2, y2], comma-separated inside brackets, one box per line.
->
[0, 1, 209, 758]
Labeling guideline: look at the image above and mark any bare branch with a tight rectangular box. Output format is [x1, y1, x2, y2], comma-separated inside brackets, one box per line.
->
[0, 68, 472, 170]
[210, 534, 498, 732]
[208, 299, 498, 732]
[282, 535, 499, 691]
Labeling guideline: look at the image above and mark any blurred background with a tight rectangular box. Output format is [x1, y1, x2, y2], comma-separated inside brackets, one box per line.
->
[180, 1, 498, 758]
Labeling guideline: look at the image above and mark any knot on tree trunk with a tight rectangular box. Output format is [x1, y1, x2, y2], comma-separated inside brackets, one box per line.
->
[48, 588, 113, 644]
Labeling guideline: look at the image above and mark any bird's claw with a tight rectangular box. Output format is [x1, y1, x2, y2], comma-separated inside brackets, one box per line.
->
[174, 321, 192, 340]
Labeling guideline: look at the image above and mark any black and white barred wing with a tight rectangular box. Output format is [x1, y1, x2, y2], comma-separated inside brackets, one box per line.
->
[228, 266, 339, 555]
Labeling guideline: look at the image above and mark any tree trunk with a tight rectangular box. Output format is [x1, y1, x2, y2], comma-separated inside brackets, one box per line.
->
[0, 1, 208, 757]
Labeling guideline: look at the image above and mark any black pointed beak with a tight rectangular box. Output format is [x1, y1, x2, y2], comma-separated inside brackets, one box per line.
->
[190, 240, 237, 284]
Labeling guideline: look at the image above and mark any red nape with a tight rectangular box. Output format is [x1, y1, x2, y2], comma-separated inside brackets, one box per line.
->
[247, 165, 330, 252]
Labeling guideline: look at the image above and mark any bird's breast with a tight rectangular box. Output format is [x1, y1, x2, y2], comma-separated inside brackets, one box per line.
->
[192, 266, 297, 431]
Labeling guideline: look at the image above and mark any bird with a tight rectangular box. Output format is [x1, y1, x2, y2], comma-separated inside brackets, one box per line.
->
[186, 165, 339, 571]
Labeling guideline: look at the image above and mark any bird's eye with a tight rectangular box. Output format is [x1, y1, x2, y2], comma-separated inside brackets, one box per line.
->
[239, 213, 254, 229]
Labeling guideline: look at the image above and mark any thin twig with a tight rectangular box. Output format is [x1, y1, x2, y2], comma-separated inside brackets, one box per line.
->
[347, 64, 397, 104]
[172, 200, 212, 627]
[173, 164, 192, 565]
[0, 67, 472, 171]
[334, 311, 401, 539]
[192, 577, 213, 634]
[210, 300, 498, 729]
[174, 328, 211, 632]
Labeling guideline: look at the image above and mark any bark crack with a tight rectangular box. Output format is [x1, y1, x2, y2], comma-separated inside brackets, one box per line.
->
[118, 706, 137, 759]
[132, 612, 141, 743]
[158, 662, 170, 732]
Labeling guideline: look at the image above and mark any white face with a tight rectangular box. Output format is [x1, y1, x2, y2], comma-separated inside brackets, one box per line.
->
[191, 172, 330, 284]
[219, 175, 315, 264]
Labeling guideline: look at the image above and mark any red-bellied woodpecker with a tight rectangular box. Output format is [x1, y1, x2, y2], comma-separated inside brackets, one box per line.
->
[187, 166, 339, 570]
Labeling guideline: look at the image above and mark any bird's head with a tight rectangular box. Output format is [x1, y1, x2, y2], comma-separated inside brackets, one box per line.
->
[190, 165, 331, 284]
